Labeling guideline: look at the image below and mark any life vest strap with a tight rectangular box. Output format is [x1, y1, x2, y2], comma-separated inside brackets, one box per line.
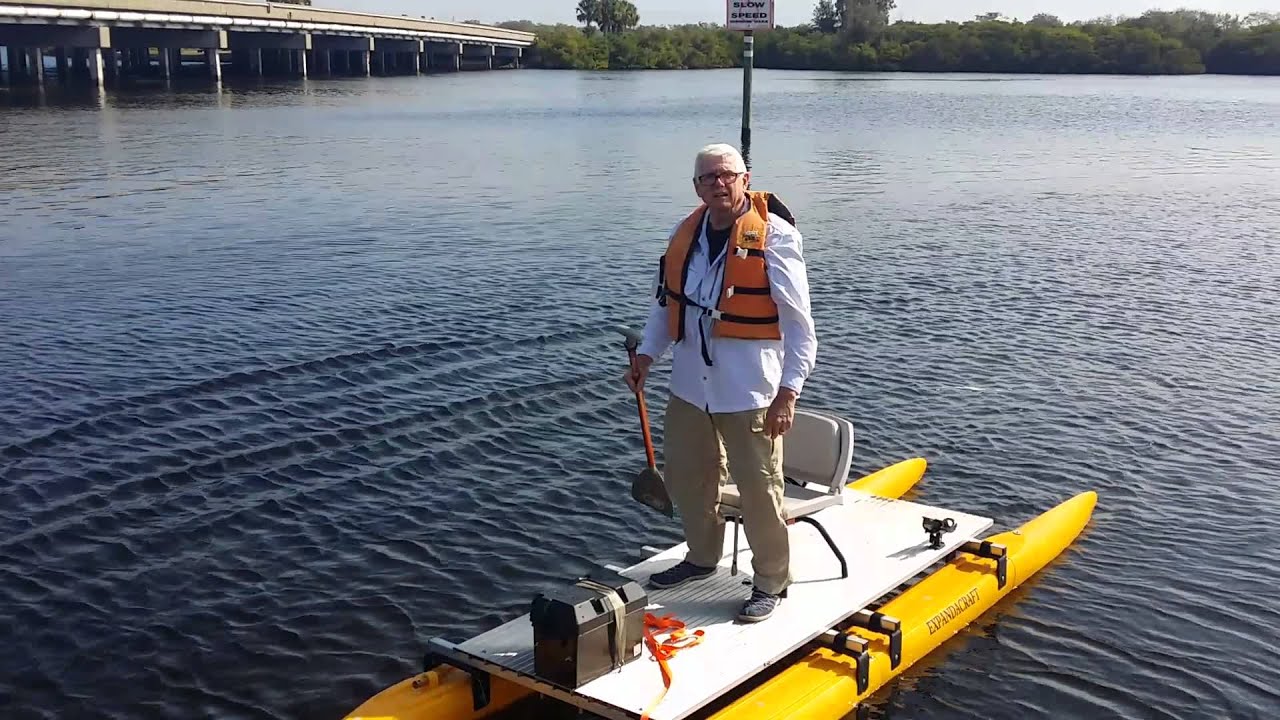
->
[725, 284, 771, 298]
[660, 287, 696, 307]
[661, 287, 780, 365]
[655, 255, 668, 305]
[710, 309, 780, 324]
[663, 288, 777, 325]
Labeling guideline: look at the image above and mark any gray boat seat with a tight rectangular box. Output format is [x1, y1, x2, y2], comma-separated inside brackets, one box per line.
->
[717, 407, 855, 578]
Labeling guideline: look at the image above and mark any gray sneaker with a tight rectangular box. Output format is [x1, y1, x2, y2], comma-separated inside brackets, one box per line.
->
[649, 561, 716, 589]
[737, 587, 785, 622]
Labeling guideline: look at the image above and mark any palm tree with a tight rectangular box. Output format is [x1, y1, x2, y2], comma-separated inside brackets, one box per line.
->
[577, 0, 640, 34]
[577, 0, 601, 31]
[840, 0, 895, 41]
[600, 0, 640, 34]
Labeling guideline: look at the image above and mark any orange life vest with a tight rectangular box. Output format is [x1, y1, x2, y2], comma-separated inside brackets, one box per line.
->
[659, 190, 784, 344]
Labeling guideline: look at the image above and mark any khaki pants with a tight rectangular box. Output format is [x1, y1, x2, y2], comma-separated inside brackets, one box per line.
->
[664, 394, 791, 595]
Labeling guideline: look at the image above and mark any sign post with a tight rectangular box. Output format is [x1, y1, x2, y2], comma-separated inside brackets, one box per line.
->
[741, 30, 753, 153]
[726, 0, 774, 167]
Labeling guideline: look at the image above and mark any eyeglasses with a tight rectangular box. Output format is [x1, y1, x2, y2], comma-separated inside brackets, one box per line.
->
[693, 170, 743, 187]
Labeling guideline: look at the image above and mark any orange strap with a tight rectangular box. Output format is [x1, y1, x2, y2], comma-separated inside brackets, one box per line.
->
[640, 612, 705, 720]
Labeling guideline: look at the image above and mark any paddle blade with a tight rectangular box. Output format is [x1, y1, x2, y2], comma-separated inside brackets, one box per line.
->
[613, 325, 643, 352]
[632, 466, 674, 517]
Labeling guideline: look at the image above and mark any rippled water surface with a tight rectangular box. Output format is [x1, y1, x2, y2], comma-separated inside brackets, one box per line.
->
[2, 70, 1279, 720]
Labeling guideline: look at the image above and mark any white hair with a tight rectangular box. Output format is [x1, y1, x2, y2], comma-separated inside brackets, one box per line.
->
[694, 143, 746, 176]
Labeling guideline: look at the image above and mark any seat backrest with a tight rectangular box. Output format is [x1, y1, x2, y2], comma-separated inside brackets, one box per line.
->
[782, 408, 854, 494]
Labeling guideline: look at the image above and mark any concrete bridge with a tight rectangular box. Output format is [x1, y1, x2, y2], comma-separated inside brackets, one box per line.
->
[0, 0, 536, 86]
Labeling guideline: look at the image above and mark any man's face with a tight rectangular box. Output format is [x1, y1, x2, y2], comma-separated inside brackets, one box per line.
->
[693, 157, 749, 213]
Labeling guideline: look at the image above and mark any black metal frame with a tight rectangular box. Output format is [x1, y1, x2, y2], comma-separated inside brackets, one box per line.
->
[824, 629, 871, 693]
[848, 608, 902, 670]
[822, 609, 901, 694]
[947, 539, 1008, 589]
[423, 637, 637, 719]
[796, 516, 848, 579]
[726, 513, 848, 580]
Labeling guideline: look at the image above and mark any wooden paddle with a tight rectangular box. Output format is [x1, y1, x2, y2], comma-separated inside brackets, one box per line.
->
[617, 327, 675, 518]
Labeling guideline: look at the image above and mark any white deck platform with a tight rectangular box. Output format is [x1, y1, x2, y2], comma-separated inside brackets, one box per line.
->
[429, 490, 993, 720]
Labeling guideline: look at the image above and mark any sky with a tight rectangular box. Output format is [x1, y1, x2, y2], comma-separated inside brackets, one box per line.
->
[321, 0, 1271, 27]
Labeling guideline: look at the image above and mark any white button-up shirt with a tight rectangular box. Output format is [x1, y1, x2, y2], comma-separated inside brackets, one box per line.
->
[637, 207, 818, 415]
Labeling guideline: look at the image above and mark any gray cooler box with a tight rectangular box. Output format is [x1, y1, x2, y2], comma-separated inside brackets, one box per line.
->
[529, 568, 648, 689]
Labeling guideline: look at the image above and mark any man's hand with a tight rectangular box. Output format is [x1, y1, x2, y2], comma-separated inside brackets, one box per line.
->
[625, 354, 654, 393]
[765, 387, 798, 438]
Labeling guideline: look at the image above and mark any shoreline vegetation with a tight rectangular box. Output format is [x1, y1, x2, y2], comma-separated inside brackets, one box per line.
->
[485, 2, 1279, 75]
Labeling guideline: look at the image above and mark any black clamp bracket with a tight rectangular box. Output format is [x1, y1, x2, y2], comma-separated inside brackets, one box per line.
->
[423, 650, 443, 674]
[948, 539, 1009, 590]
[848, 609, 902, 670]
[423, 646, 491, 711]
[822, 629, 871, 694]
[471, 671, 491, 711]
[822, 609, 903, 695]
[922, 516, 957, 549]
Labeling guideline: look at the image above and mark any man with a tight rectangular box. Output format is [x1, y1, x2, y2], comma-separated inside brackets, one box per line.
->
[625, 142, 818, 623]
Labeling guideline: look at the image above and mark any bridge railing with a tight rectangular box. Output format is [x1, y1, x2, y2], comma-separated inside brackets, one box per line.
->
[2, 0, 537, 45]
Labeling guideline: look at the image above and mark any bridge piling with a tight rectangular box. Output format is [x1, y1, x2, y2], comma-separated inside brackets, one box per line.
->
[425, 41, 461, 72]
[102, 47, 116, 84]
[460, 43, 491, 71]
[87, 46, 103, 85]
[227, 31, 310, 78]
[204, 48, 219, 81]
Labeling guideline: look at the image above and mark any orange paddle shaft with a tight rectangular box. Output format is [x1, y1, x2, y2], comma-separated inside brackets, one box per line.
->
[627, 346, 658, 469]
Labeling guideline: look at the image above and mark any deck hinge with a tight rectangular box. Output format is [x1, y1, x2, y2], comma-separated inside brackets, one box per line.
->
[423, 650, 444, 673]
[950, 540, 1008, 589]
[821, 629, 870, 694]
[847, 610, 902, 670]
[423, 637, 495, 713]
[471, 669, 491, 711]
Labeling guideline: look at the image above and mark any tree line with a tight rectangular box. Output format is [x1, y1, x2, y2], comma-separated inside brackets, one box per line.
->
[495, 4, 1279, 75]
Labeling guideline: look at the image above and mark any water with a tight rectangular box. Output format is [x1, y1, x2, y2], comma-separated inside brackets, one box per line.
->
[2, 69, 1279, 720]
